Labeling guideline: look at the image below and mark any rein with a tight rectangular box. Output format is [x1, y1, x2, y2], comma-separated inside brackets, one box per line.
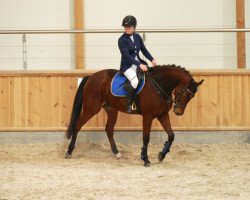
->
[145, 71, 176, 104]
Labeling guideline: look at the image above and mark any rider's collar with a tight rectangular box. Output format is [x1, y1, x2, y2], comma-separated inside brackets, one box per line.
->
[125, 32, 135, 36]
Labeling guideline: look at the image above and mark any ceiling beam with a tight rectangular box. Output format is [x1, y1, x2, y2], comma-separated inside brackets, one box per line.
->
[74, 0, 85, 69]
[236, 0, 246, 69]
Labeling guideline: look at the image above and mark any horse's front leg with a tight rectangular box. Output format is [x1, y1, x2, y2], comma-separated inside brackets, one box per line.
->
[141, 115, 153, 167]
[157, 112, 175, 162]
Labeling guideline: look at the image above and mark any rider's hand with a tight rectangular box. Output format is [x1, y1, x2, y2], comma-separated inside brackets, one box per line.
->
[152, 59, 157, 67]
[140, 64, 148, 72]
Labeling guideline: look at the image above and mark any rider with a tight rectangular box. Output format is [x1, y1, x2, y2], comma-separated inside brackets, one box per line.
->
[118, 15, 157, 113]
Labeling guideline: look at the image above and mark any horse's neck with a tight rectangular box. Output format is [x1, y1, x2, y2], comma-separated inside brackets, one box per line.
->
[150, 69, 189, 93]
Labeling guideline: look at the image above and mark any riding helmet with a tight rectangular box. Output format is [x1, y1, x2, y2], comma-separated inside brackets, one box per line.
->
[122, 15, 137, 28]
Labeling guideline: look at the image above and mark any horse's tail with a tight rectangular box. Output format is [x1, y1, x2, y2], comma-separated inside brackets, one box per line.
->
[66, 76, 90, 139]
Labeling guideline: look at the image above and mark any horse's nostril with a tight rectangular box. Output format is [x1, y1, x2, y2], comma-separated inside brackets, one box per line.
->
[174, 108, 184, 116]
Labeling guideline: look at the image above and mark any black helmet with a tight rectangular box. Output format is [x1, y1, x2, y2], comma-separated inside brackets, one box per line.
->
[122, 15, 137, 28]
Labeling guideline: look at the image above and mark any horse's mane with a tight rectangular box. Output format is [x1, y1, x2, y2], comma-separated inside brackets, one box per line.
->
[151, 64, 192, 78]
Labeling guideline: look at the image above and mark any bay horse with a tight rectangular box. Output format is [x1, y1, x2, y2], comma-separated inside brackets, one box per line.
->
[65, 65, 204, 166]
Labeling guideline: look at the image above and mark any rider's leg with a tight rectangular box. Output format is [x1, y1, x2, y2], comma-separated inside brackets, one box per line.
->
[123, 65, 139, 112]
[123, 65, 139, 89]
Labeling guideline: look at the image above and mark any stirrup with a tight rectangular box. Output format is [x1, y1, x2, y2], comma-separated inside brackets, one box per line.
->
[131, 102, 137, 111]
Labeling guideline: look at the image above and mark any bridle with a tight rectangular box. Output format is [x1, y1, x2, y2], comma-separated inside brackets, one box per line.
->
[174, 86, 195, 108]
[145, 71, 195, 108]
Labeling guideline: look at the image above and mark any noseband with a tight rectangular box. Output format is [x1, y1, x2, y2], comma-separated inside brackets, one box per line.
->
[174, 87, 195, 108]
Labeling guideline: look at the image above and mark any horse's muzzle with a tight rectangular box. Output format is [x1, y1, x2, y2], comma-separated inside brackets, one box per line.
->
[173, 105, 184, 116]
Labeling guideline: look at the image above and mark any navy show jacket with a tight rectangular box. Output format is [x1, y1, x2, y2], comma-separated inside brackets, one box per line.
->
[118, 32, 154, 73]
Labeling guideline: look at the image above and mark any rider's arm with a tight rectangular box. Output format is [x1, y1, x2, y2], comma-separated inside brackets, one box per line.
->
[138, 34, 154, 62]
[118, 38, 141, 67]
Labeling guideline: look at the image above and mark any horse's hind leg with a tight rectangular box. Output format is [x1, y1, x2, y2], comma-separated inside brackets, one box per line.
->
[65, 112, 93, 158]
[66, 100, 102, 158]
[103, 104, 120, 158]
[157, 112, 175, 162]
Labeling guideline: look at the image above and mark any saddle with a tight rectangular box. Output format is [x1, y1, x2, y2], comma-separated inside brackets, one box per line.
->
[111, 69, 145, 97]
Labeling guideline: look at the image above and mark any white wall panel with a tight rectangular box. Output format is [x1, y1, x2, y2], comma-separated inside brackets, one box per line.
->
[0, 0, 248, 70]
[84, 0, 237, 70]
[0, 0, 74, 70]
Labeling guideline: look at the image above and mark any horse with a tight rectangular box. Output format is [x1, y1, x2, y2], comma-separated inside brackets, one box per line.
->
[65, 65, 204, 166]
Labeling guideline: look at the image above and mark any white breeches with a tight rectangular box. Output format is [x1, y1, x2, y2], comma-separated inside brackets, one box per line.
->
[123, 64, 139, 89]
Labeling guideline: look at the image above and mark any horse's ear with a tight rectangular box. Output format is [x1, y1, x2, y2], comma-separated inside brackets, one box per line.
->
[197, 79, 204, 86]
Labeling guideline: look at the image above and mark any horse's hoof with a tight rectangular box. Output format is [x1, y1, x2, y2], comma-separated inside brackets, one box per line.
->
[158, 152, 165, 162]
[114, 152, 122, 159]
[65, 151, 72, 159]
[144, 160, 151, 167]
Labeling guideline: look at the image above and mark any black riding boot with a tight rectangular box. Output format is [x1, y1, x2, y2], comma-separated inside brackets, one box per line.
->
[124, 84, 137, 113]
